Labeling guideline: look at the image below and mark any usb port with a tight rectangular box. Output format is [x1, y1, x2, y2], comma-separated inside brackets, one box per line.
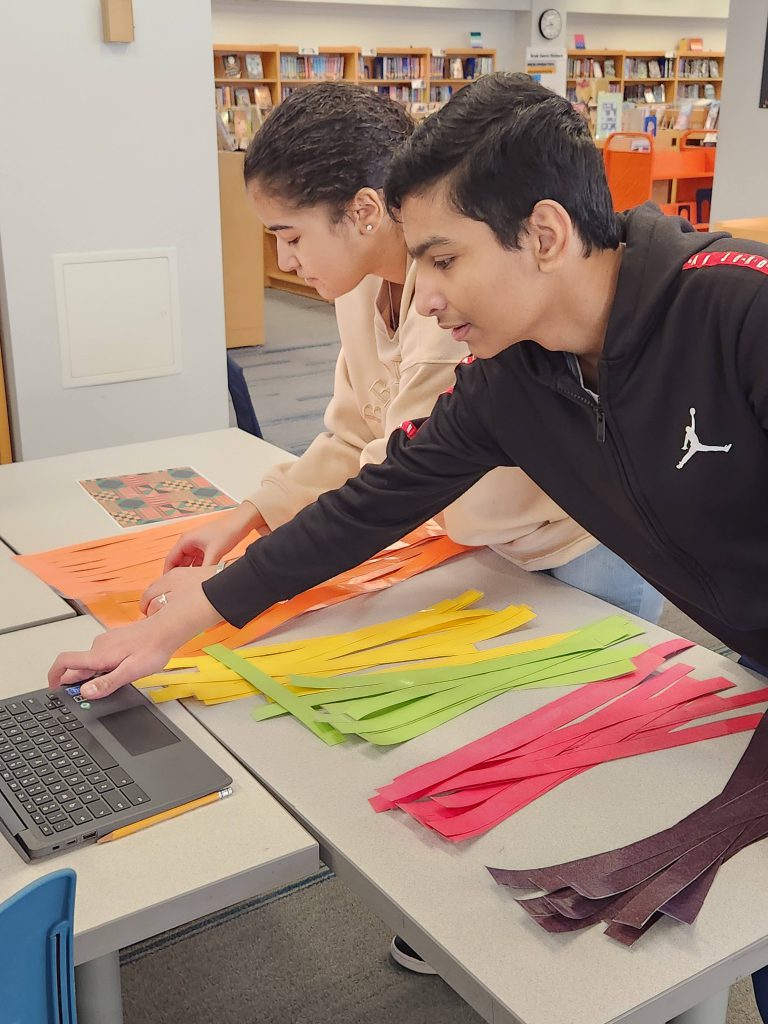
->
[83, 831, 97, 841]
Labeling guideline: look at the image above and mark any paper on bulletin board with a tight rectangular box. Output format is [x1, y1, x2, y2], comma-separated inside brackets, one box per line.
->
[525, 47, 567, 98]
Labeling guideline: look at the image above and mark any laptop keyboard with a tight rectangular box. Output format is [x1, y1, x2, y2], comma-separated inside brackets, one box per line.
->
[0, 694, 149, 837]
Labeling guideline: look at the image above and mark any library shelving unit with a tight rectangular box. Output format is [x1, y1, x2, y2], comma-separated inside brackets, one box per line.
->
[674, 49, 724, 102]
[567, 45, 726, 108]
[566, 49, 624, 101]
[213, 43, 280, 110]
[358, 46, 430, 107]
[279, 45, 358, 101]
[621, 50, 676, 103]
[429, 48, 496, 105]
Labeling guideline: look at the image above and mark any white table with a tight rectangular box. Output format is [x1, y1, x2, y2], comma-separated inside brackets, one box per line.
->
[4, 428, 756, 1024]
[0, 539, 75, 632]
[184, 548, 768, 1024]
[0, 428, 291, 551]
[0, 617, 319, 1024]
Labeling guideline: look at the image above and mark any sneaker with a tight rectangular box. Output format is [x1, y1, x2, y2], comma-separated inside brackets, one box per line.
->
[389, 934, 437, 975]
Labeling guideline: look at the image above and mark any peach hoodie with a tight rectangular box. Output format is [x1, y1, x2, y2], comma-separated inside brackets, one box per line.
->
[246, 264, 597, 570]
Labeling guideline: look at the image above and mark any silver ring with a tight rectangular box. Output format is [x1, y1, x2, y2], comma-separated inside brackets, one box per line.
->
[215, 561, 227, 575]
[156, 592, 168, 607]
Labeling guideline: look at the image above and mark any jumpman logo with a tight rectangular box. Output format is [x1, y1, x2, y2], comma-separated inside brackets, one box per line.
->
[676, 407, 732, 470]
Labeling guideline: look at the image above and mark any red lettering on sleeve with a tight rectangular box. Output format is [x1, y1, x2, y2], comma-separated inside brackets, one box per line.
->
[683, 251, 768, 276]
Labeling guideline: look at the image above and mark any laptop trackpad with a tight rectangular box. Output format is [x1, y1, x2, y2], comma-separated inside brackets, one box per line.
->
[99, 706, 180, 757]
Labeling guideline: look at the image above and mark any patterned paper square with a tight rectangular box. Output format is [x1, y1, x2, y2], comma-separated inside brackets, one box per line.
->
[78, 467, 237, 528]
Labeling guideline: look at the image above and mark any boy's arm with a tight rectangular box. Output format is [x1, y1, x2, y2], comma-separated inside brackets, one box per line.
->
[203, 360, 512, 627]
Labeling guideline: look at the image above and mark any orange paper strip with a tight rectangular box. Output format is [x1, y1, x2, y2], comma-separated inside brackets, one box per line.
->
[15, 517, 470, 656]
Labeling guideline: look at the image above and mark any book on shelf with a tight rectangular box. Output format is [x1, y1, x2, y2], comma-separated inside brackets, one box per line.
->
[604, 58, 616, 77]
[679, 57, 720, 79]
[218, 105, 264, 150]
[430, 84, 453, 103]
[221, 54, 241, 78]
[705, 99, 720, 130]
[253, 85, 273, 108]
[234, 88, 251, 106]
[372, 55, 426, 80]
[215, 85, 234, 108]
[280, 54, 345, 80]
[450, 57, 464, 79]
[624, 82, 666, 103]
[244, 53, 264, 78]
[674, 100, 693, 130]
[216, 111, 236, 152]
[372, 83, 422, 103]
[624, 56, 673, 80]
[430, 55, 445, 77]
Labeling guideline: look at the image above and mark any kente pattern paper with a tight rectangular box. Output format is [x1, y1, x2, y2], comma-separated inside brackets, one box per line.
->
[488, 706, 768, 946]
[371, 641, 768, 842]
[202, 610, 648, 745]
[15, 519, 469, 657]
[78, 467, 237, 527]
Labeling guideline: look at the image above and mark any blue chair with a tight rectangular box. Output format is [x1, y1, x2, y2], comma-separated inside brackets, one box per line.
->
[226, 354, 263, 439]
[0, 869, 77, 1023]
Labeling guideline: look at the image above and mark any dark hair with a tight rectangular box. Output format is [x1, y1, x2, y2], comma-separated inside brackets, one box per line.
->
[243, 82, 414, 222]
[385, 72, 619, 254]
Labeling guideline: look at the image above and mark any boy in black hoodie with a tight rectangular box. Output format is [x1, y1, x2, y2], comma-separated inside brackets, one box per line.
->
[53, 70, 768, 729]
[50, 67, 768, 1009]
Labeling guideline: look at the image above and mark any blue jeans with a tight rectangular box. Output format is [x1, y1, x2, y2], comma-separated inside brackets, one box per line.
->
[544, 544, 664, 624]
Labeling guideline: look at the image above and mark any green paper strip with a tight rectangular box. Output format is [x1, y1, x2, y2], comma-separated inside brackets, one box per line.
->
[321, 650, 641, 735]
[205, 644, 346, 746]
[356, 656, 643, 746]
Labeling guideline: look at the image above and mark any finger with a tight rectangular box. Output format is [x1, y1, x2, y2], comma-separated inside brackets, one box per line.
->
[59, 668, 102, 686]
[162, 539, 185, 574]
[163, 539, 200, 574]
[139, 580, 164, 615]
[80, 659, 142, 700]
[48, 650, 102, 688]
[145, 595, 167, 617]
[201, 546, 224, 567]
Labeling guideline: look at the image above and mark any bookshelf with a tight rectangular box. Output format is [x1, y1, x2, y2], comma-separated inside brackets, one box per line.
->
[567, 45, 726, 134]
[429, 48, 496, 105]
[675, 50, 724, 102]
[567, 50, 624, 86]
[215, 42, 495, 301]
[358, 47, 430, 107]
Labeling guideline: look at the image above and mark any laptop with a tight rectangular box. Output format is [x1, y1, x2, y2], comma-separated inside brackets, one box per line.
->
[0, 682, 233, 861]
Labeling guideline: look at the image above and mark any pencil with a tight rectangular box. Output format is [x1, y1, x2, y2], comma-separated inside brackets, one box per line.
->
[96, 787, 233, 844]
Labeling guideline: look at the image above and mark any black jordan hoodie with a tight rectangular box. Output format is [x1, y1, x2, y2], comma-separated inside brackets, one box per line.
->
[205, 204, 768, 662]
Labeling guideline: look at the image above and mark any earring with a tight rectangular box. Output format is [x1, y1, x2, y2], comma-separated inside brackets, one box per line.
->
[366, 224, 373, 232]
